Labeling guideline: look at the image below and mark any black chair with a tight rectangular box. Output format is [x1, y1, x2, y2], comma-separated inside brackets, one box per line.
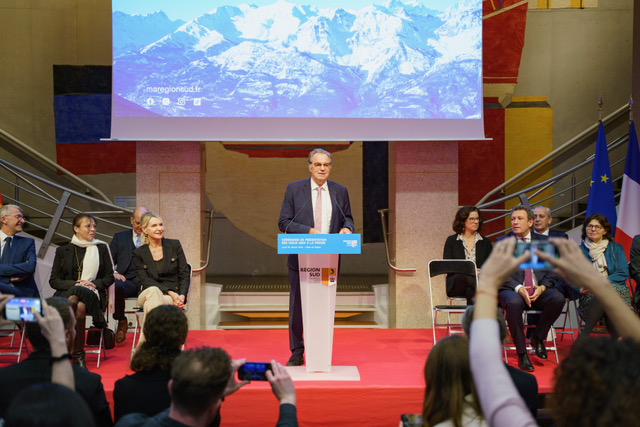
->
[428, 259, 477, 343]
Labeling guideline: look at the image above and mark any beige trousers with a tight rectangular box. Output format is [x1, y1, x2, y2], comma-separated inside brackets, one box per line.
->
[136, 286, 174, 346]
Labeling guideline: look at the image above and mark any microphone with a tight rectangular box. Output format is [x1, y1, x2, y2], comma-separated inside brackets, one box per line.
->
[283, 194, 312, 234]
[330, 190, 353, 232]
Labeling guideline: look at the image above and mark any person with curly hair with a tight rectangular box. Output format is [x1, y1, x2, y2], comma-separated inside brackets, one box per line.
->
[113, 304, 188, 422]
[422, 335, 486, 427]
[442, 206, 493, 305]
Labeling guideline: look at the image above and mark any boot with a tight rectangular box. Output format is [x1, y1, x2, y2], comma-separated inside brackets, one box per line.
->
[115, 319, 128, 343]
[72, 316, 87, 369]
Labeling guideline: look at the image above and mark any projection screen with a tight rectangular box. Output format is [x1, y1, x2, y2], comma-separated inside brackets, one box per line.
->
[111, 0, 484, 141]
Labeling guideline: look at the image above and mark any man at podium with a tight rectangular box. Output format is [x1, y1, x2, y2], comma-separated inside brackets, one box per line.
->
[278, 148, 354, 366]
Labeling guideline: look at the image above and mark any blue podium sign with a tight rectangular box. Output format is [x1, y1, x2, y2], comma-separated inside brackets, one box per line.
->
[277, 234, 361, 254]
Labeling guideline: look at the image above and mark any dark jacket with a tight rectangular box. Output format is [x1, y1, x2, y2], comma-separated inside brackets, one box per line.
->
[132, 238, 189, 297]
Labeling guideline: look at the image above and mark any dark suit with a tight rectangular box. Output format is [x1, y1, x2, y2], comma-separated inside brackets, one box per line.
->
[442, 234, 493, 303]
[547, 230, 569, 239]
[110, 230, 142, 319]
[0, 234, 39, 297]
[496, 232, 564, 354]
[132, 238, 189, 297]
[278, 178, 354, 354]
[0, 350, 113, 426]
[630, 235, 640, 304]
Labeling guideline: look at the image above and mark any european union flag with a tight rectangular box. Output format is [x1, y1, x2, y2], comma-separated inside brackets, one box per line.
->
[586, 122, 617, 235]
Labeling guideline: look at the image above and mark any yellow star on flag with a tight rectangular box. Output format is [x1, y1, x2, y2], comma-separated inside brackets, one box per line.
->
[590, 179, 594, 187]
[600, 174, 609, 184]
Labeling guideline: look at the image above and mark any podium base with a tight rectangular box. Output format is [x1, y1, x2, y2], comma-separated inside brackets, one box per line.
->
[285, 366, 360, 381]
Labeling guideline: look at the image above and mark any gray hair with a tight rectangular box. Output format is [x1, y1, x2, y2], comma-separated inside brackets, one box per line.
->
[308, 148, 332, 164]
[510, 204, 534, 221]
[533, 206, 552, 217]
[0, 204, 22, 219]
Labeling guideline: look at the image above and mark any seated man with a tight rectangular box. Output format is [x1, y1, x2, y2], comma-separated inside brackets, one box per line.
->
[110, 207, 148, 343]
[0, 296, 113, 427]
[0, 204, 39, 297]
[115, 348, 298, 427]
[497, 204, 565, 372]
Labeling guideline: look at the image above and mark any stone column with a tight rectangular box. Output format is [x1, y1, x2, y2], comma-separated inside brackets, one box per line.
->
[388, 141, 458, 328]
[136, 141, 205, 329]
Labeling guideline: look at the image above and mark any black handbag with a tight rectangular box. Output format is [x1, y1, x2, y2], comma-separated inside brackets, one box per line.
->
[86, 328, 115, 350]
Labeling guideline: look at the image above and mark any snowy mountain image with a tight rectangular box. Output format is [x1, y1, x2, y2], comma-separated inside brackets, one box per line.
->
[112, 0, 482, 119]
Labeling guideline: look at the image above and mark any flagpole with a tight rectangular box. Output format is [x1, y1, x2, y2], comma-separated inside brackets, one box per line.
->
[598, 94, 603, 122]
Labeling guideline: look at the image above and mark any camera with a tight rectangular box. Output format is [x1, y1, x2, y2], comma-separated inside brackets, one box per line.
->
[3, 297, 42, 322]
[513, 241, 558, 270]
[237, 362, 272, 381]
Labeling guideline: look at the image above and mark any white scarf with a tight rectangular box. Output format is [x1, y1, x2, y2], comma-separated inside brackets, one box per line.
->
[71, 235, 116, 299]
[584, 238, 609, 278]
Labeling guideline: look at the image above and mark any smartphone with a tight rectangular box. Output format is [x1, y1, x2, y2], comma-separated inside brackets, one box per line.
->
[237, 362, 272, 381]
[400, 414, 423, 426]
[514, 241, 558, 270]
[3, 297, 43, 322]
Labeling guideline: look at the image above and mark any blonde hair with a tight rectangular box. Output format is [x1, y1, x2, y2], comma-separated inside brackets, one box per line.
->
[140, 211, 162, 245]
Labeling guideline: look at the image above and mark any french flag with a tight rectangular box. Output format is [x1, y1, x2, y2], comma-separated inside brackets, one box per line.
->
[614, 121, 640, 255]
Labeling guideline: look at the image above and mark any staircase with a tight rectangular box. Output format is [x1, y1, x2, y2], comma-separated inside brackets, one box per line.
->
[204, 275, 389, 330]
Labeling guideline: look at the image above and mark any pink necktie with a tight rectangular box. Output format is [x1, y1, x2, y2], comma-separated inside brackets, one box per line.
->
[521, 238, 534, 295]
[314, 187, 323, 232]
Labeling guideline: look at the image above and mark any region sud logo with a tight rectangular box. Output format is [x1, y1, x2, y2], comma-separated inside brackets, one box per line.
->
[322, 268, 337, 287]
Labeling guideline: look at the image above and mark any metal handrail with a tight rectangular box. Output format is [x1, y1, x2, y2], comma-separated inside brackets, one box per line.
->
[378, 208, 417, 272]
[0, 127, 112, 203]
[477, 103, 630, 205]
[192, 209, 215, 273]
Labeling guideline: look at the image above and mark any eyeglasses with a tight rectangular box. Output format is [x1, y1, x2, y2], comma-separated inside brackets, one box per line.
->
[586, 225, 603, 230]
[80, 224, 98, 230]
[311, 162, 331, 169]
[467, 217, 480, 222]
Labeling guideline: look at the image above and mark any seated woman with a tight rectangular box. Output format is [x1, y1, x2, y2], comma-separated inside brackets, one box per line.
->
[443, 206, 493, 305]
[578, 213, 631, 339]
[114, 304, 188, 422]
[49, 214, 114, 367]
[423, 335, 487, 427]
[133, 212, 189, 345]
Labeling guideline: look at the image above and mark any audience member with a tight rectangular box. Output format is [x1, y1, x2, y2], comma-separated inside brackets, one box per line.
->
[442, 206, 493, 305]
[115, 348, 298, 427]
[113, 305, 188, 422]
[4, 383, 96, 427]
[0, 204, 38, 297]
[49, 213, 114, 367]
[422, 335, 486, 427]
[132, 211, 190, 347]
[496, 204, 564, 372]
[0, 296, 113, 426]
[628, 234, 640, 306]
[278, 148, 354, 366]
[469, 237, 640, 426]
[577, 214, 631, 339]
[461, 306, 538, 418]
[110, 207, 148, 343]
[532, 206, 568, 238]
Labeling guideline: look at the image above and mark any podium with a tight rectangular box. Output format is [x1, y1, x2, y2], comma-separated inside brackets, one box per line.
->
[278, 234, 361, 377]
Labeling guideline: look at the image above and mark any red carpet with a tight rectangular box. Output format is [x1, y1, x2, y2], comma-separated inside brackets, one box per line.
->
[0, 328, 576, 426]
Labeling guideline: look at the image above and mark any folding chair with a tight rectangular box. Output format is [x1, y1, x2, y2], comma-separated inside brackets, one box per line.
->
[503, 307, 560, 364]
[0, 321, 28, 362]
[428, 259, 477, 343]
[556, 299, 577, 342]
[85, 282, 115, 368]
[131, 263, 192, 357]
